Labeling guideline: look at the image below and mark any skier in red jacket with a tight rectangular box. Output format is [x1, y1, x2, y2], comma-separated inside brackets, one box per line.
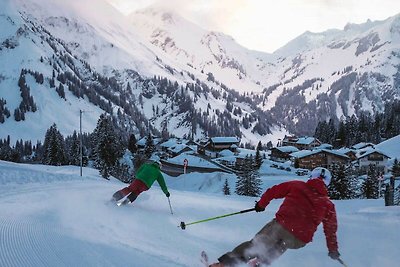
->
[210, 167, 340, 267]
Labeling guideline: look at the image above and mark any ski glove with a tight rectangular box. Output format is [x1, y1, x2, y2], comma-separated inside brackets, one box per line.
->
[165, 192, 170, 197]
[328, 251, 340, 260]
[254, 201, 265, 212]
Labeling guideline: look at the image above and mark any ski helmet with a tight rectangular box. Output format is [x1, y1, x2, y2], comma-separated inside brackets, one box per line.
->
[310, 167, 331, 186]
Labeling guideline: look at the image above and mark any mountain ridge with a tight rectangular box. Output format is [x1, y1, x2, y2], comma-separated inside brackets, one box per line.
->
[1, 0, 400, 145]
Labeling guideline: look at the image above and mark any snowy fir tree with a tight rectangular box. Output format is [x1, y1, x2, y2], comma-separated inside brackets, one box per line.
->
[235, 155, 262, 197]
[328, 164, 357, 199]
[111, 162, 132, 183]
[361, 164, 380, 199]
[65, 131, 81, 166]
[223, 178, 231, 195]
[391, 158, 400, 178]
[92, 114, 124, 179]
[42, 123, 67, 166]
[128, 134, 138, 154]
[255, 141, 263, 168]
[144, 132, 155, 159]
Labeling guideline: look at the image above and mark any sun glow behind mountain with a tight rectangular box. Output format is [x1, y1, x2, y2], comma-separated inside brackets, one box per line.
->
[107, 0, 400, 53]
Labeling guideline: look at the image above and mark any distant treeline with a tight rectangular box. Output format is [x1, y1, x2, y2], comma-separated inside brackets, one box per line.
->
[314, 99, 400, 147]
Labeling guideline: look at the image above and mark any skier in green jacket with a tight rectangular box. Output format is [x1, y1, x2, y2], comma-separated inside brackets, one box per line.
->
[112, 161, 170, 205]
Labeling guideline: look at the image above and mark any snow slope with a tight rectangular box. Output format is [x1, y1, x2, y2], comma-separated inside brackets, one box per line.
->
[376, 134, 400, 160]
[129, 6, 275, 93]
[0, 160, 399, 267]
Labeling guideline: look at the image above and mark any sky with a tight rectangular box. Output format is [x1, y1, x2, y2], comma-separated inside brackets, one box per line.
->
[108, 0, 400, 53]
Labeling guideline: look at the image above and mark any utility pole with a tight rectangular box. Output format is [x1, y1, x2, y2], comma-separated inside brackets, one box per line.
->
[79, 109, 93, 176]
[80, 110, 83, 177]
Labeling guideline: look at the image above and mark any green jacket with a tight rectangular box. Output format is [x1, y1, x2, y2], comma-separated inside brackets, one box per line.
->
[135, 163, 169, 195]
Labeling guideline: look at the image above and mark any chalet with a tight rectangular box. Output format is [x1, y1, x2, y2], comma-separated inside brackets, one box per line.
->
[335, 148, 357, 161]
[198, 137, 240, 158]
[159, 138, 181, 152]
[290, 149, 350, 170]
[282, 135, 321, 150]
[214, 150, 236, 168]
[355, 148, 390, 174]
[351, 142, 375, 150]
[136, 135, 162, 150]
[270, 146, 299, 162]
[314, 143, 333, 150]
[169, 144, 194, 157]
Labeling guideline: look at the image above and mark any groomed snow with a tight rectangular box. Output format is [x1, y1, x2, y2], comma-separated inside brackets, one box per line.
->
[0, 160, 399, 267]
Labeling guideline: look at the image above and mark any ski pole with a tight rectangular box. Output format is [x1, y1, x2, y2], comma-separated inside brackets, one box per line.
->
[167, 197, 173, 215]
[179, 208, 255, 230]
[337, 258, 348, 267]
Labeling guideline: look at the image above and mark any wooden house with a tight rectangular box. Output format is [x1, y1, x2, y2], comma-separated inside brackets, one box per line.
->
[290, 149, 350, 170]
[282, 135, 321, 150]
[198, 137, 240, 158]
[270, 146, 299, 162]
[355, 148, 390, 174]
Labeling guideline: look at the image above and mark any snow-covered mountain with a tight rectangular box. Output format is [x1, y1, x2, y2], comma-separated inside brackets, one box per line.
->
[263, 15, 400, 133]
[0, 0, 278, 144]
[128, 7, 276, 93]
[1, 0, 400, 145]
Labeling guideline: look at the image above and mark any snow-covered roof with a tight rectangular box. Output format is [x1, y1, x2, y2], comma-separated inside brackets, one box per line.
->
[165, 153, 218, 168]
[218, 149, 234, 157]
[137, 136, 161, 146]
[290, 149, 349, 159]
[159, 138, 179, 148]
[214, 156, 236, 163]
[169, 144, 193, 154]
[356, 148, 390, 159]
[335, 147, 356, 154]
[159, 138, 189, 148]
[352, 142, 375, 150]
[276, 146, 299, 153]
[314, 143, 333, 150]
[376, 134, 400, 159]
[210, 137, 240, 144]
[290, 149, 314, 158]
[296, 137, 318, 145]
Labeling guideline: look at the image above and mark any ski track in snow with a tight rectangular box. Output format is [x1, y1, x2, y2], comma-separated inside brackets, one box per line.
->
[0, 181, 188, 267]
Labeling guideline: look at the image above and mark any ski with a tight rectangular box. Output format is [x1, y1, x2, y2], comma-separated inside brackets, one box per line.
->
[200, 251, 209, 267]
[200, 251, 260, 267]
[116, 198, 130, 206]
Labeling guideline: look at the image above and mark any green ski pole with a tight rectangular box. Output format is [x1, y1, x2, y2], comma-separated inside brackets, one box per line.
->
[179, 208, 255, 230]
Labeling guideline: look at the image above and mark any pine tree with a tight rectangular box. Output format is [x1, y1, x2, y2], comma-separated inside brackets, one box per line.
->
[361, 164, 380, 199]
[391, 158, 400, 178]
[144, 132, 155, 159]
[42, 123, 67, 166]
[66, 131, 80, 166]
[328, 164, 356, 199]
[266, 141, 273, 150]
[223, 178, 231, 195]
[255, 141, 263, 168]
[128, 134, 137, 154]
[92, 114, 123, 179]
[111, 162, 132, 183]
[235, 155, 262, 197]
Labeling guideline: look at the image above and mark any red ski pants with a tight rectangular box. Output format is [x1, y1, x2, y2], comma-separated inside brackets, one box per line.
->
[120, 179, 149, 197]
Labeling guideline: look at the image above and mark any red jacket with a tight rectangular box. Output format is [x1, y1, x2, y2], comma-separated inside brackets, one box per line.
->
[258, 178, 338, 252]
